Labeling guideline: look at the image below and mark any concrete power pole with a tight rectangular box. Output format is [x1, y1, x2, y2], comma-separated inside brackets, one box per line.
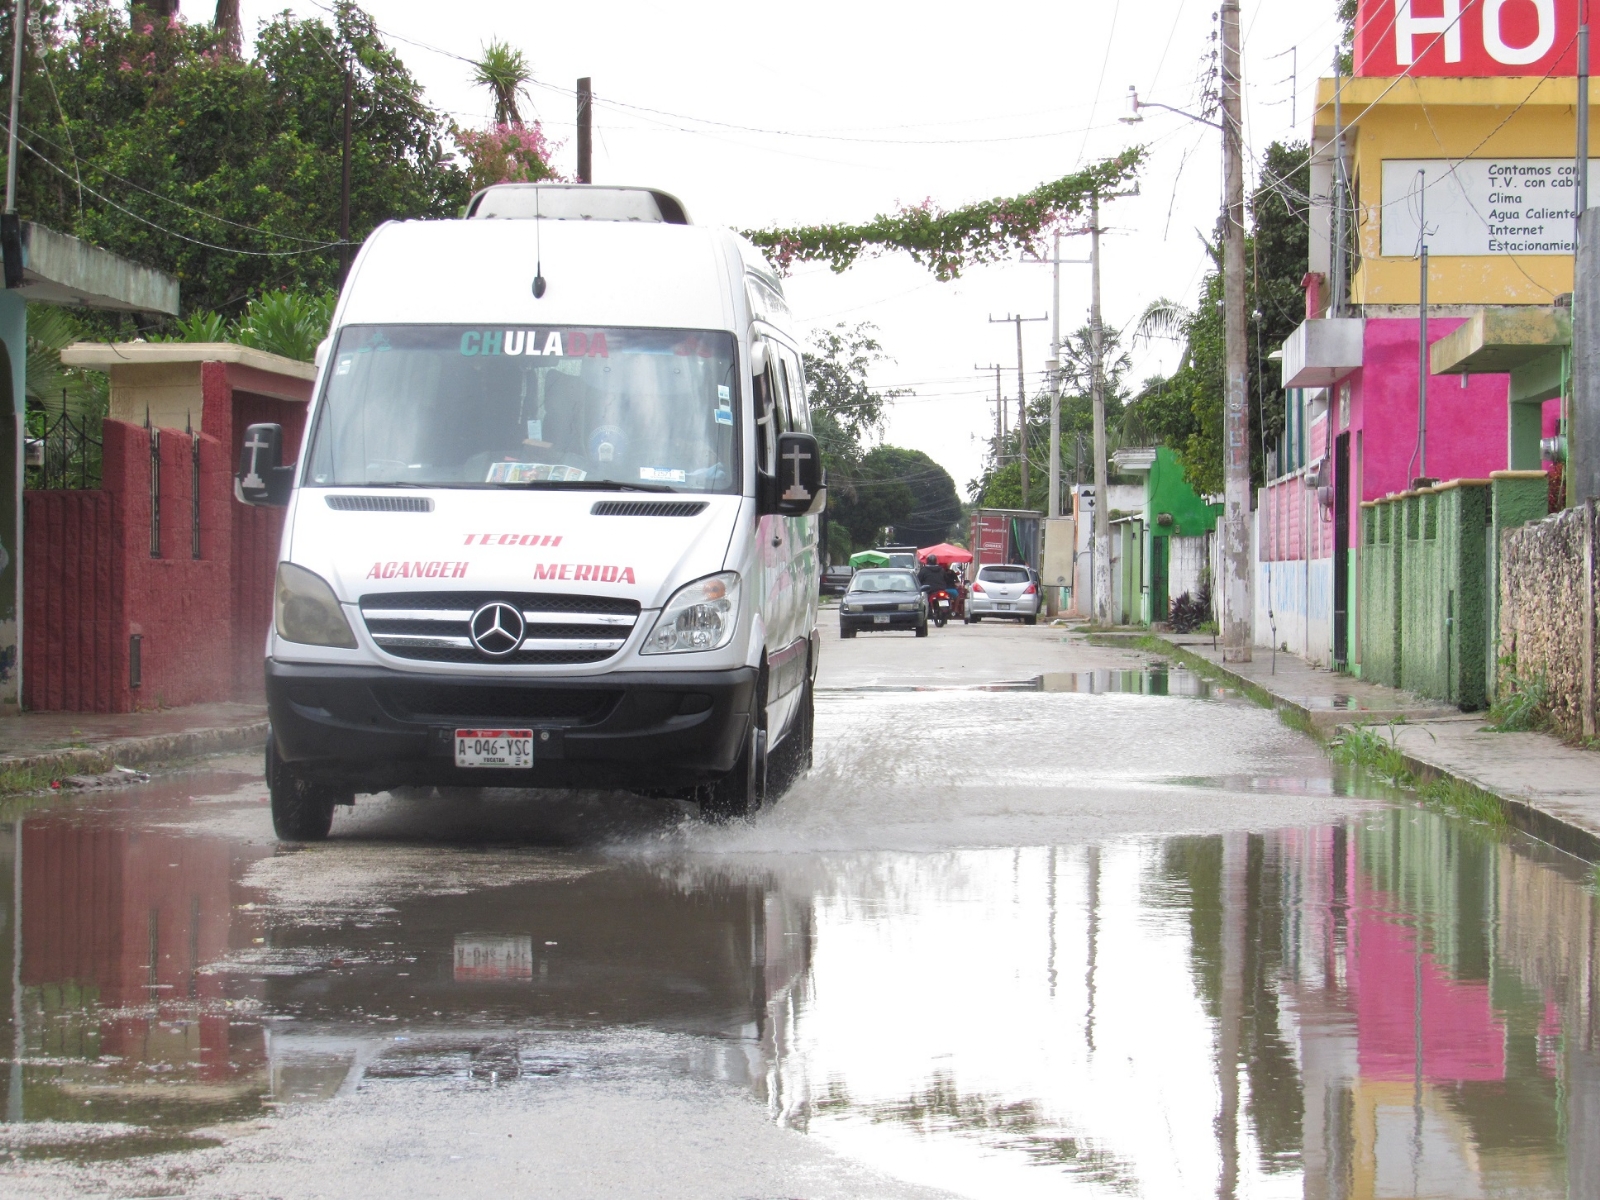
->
[1089, 195, 1112, 624]
[1219, 0, 1253, 661]
[1048, 232, 1062, 520]
[990, 314, 1047, 510]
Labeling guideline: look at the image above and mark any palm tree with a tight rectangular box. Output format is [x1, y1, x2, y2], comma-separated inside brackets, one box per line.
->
[472, 40, 532, 126]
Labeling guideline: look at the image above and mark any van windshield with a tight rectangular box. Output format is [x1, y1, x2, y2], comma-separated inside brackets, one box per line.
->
[303, 325, 738, 492]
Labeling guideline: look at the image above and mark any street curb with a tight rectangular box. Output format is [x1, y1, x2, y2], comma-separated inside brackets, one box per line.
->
[0, 719, 269, 788]
[1128, 633, 1600, 865]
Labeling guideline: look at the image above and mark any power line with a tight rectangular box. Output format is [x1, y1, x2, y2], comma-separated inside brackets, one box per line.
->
[19, 136, 343, 257]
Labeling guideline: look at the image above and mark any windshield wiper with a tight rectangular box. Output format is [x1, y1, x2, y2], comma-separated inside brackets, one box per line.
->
[509, 479, 679, 493]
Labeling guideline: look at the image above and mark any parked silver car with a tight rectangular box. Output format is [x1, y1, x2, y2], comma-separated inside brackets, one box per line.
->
[965, 564, 1040, 625]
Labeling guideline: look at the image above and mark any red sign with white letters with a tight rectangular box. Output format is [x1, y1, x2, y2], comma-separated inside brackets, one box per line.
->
[1354, 0, 1580, 77]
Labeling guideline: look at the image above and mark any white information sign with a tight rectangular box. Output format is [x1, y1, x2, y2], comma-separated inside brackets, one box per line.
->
[1380, 158, 1600, 257]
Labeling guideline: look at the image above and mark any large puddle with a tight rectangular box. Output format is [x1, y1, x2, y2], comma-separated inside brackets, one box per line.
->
[0, 682, 1597, 1197]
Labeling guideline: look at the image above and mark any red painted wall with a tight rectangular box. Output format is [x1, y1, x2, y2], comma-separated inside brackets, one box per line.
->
[24, 359, 310, 711]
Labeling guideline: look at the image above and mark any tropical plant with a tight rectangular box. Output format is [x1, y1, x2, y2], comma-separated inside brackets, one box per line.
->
[24, 305, 106, 416]
[159, 289, 334, 361]
[235, 290, 336, 362]
[470, 39, 531, 126]
[454, 122, 559, 194]
[745, 150, 1144, 280]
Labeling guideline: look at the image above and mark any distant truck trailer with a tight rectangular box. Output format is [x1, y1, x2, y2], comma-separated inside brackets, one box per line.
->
[968, 508, 1042, 572]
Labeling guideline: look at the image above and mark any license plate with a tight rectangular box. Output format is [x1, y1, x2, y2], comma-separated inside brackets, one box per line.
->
[996, 603, 1013, 610]
[454, 935, 534, 982]
[455, 729, 534, 769]
[873, 614, 891, 624]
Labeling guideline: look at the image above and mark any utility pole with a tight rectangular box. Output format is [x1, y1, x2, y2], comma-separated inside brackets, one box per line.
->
[1220, 0, 1252, 660]
[1049, 233, 1061, 520]
[1089, 195, 1111, 624]
[990, 314, 1046, 509]
[1331, 53, 1347, 316]
[338, 62, 353, 286]
[1578, 19, 1590, 252]
[977, 363, 1005, 460]
[576, 77, 592, 184]
[1022, 236, 1091, 520]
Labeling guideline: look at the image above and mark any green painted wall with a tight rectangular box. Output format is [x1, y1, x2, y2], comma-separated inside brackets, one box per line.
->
[1138, 447, 1221, 624]
[1359, 502, 1403, 688]
[1360, 473, 1548, 709]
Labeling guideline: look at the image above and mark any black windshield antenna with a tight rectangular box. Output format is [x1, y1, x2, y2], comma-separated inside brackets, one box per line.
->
[532, 187, 547, 298]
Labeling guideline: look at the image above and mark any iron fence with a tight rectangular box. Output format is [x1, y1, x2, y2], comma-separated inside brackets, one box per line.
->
[25, 391, 102, 491]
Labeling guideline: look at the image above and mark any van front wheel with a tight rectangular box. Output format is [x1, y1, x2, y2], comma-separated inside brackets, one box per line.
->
[267, 739, 337, 842]
[703, 687, 768, 820]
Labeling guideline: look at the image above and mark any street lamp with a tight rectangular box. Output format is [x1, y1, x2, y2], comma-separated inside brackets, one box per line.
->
[1119, 86, 1222, 131]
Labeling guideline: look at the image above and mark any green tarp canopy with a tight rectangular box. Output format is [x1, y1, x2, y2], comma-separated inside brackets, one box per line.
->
[848, 550, 891, 568]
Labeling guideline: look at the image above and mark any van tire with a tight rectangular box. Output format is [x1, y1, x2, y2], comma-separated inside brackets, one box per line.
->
[769, 677, 815, 794]
[267, 739, 336, 842]
[703, 678, 768, 820]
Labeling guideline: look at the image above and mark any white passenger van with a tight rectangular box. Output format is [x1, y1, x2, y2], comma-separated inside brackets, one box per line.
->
[236, 184, 825, 840]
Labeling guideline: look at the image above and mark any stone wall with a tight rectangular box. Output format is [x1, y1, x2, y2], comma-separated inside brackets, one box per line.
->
[1500, 505, 1588, 737]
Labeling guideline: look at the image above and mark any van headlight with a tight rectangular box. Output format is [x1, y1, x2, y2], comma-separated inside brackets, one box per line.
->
[641, 572, 740, 654]
[275, 562, 358, 648]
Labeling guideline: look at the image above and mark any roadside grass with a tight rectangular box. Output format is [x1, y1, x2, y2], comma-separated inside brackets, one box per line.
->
[0, 763, 68, 796]
[1329, 721, 1508, 828]
[1483, 657, 1549, 732]
[1093, 630, 1516, 830]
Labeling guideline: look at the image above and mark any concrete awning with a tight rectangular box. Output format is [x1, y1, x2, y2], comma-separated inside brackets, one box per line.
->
[61, 341, 316, 379]
[1110, 447, 1156, 473]
[1430, 305, 1570, 375]
[60, 341, 316, 433]
[13, 222, 178, 314]
[1280, 318, 1364, 388]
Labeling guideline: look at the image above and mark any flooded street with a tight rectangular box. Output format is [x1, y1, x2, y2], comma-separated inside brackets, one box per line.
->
[2, 623, 1598, 1198]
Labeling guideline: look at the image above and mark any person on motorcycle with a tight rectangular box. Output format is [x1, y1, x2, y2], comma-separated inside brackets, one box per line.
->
[917, 555, 945, 593]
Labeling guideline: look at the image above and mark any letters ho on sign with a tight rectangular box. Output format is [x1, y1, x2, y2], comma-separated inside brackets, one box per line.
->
[1354, 0, 1580, 77]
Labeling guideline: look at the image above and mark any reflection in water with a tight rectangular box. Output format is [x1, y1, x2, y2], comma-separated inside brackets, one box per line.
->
[0, 787, 1596, 1195]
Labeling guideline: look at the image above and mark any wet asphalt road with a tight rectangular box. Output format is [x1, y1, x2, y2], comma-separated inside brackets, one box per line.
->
[2, 614, 1599, 1198]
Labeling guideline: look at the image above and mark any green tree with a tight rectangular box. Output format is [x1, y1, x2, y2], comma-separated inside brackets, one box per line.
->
[857, 446, 960, 547]
[1125, 140, 1309, 495]
[970, 324, 1133, 507]
[6, 1, 467, 318]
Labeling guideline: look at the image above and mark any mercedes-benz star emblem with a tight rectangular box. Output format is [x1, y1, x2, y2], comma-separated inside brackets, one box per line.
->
[469, 601, 525, 658]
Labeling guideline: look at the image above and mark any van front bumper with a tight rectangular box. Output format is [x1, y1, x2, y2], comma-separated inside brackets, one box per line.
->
[266, 659, 757, 792]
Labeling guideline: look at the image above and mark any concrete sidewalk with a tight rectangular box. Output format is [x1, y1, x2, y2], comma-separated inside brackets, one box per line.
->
[1146, 634, 1600, 863]
[0, 701, 267, 788]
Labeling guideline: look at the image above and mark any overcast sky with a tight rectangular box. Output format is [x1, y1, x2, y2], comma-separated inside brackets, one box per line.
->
[240, 0, 1345, 492]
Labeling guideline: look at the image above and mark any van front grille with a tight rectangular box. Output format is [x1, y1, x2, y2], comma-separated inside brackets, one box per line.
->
[360, 591, 640, 665]
[376, 684, 620, 724]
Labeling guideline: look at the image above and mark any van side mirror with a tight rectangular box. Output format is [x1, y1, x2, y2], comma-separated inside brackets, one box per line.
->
[760, 431, 826, 517]
[235, 422, 295, 507]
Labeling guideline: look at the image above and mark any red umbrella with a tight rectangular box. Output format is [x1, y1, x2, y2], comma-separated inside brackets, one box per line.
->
[917, 542, 973, 565]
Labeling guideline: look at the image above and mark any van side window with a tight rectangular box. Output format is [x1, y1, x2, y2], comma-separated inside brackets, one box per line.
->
[779, 347, 810, 433]
[753, 343, 778, 474]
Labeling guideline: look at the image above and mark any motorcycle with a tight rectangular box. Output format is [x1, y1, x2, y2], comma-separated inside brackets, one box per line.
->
[929, 588, 953, 628]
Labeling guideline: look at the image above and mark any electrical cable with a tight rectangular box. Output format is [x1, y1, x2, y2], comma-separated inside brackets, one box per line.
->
[18, 135, 343, 256]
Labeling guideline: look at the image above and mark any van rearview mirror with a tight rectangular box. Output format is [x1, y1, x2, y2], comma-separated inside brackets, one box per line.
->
[235, 422, 295, 507]
[761, 432, 826, 517]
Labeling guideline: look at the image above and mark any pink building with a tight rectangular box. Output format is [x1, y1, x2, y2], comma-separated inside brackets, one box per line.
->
[1262, 311, 1559, 670]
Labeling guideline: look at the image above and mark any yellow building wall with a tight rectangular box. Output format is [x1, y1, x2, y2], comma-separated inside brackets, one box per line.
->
[1315, 77, 1593, 306]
